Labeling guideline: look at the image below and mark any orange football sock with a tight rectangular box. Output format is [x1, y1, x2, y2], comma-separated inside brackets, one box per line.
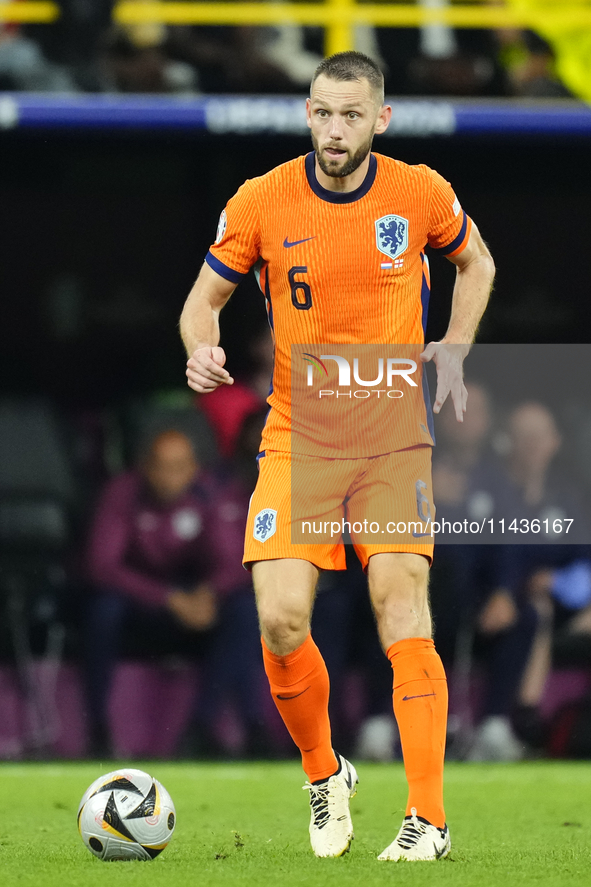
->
[387, 637, 448, 829]
[262, 633, 338, 782]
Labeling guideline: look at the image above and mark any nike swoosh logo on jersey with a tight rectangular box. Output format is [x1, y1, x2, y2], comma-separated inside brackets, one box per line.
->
[276, 686, 311, 700]
[402, 692, 437, 701]
[283, 236, 316, 248]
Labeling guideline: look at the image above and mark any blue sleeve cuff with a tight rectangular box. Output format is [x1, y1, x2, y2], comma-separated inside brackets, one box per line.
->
[205, 251, 247, 284]
[433, 210, 469, 256]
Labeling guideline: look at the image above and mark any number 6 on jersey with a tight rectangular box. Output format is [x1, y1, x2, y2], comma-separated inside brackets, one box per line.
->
[289, 266, 313, 310]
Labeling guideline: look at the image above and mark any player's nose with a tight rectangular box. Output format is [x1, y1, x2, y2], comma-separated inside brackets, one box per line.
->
[327, 118, 344, 138]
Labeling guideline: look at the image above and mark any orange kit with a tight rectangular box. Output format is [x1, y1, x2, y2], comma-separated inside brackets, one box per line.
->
[206, 151, 471, 569]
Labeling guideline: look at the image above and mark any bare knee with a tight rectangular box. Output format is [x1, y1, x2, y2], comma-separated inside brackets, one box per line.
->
[257, 602, 310, 655]
[368, 553, 432, 648]
[252, 559, 318, 656]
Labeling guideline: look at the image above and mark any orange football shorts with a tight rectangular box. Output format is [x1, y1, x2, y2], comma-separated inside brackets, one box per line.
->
[243, 444, 434, 571]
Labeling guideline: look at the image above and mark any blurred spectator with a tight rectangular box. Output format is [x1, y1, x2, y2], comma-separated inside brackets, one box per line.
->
[83, 429, 218, 755]
[166, 25, 304, 93]
[430, 383, 538, 760]
[24, 0, 112, 91]
[199, 325, 274, 458]
[184, 406, 274, 758]
[374, 1, 572, 98]
[432, 382, 511, 533]
[84, 417, 274, 759]
[502, 402, 589, 540]
[3, 1, 574, 98]
[503, 0, 589, 100]
[100, 27, 197, 94]
[258, 23, 323, 88]
[496, 28, 573, 98]
[376, 0, 508, 96]
[0, 7, 76, 91]
[0, 0, 576, 98]
[494, 402, 591, 749]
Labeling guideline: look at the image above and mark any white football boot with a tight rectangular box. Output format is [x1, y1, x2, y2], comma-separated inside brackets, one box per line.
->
[303, 753, 358, 857]
[378, 807, 451, 861]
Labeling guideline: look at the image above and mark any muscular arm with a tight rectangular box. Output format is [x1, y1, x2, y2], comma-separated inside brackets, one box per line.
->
[180, 262, 237, 393]
[443, 221, 495, 345]
[421, 223, 495, 420]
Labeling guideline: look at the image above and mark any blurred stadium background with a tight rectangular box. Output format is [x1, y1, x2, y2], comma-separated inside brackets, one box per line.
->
[1, 1, 591, 762]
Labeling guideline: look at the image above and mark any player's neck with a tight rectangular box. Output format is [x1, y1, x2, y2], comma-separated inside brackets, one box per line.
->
[314, 154, 372, 193]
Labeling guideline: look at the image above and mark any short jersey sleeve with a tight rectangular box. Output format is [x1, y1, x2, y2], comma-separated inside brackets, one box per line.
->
[205, 180, 261, 283]
[425, 168, 472, 257]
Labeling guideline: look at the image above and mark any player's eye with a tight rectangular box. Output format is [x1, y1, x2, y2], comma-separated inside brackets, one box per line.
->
[316, 109, 329, 118]
[347, 112, 360, 120]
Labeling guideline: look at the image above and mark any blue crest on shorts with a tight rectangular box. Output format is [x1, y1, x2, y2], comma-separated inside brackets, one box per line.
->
[375, 214, 409, 260]
[254, 508, 277, 543]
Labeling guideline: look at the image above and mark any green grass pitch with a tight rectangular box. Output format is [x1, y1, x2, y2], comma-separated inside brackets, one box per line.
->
[1, 760, 590, 886]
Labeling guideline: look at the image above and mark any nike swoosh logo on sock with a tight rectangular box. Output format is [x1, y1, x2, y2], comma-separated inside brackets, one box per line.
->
[276, 686, 311, 700]
[402, 692, 437, 701]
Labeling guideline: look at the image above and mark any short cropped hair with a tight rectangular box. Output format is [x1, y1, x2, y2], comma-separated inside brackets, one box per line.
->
[311, 51, 384, 105]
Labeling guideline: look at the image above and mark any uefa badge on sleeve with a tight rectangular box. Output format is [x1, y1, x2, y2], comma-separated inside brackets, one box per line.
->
[254, 508, 277, 543]
[215, 209, 227, 244]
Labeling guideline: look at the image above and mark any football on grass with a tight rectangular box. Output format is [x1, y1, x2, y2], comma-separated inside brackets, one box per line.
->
[78, 768, 176, 861]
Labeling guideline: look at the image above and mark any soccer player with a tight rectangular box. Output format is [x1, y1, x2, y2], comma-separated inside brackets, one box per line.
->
[180, 51, 495, 861]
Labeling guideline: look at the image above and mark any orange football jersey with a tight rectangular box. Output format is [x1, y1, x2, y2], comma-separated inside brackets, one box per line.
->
[207, 152, 471, 455]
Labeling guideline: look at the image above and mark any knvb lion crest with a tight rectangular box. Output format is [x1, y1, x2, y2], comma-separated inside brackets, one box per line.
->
[375, 214, 409, 260]
[254, 508, 277, 543]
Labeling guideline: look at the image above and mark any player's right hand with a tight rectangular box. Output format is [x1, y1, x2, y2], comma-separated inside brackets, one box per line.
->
[186, 345, 234, 393]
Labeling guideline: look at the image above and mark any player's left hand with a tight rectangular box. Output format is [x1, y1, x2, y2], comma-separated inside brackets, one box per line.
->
[420, 342, 469, 422]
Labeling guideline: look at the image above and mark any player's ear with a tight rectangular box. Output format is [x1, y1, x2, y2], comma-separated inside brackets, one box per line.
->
[374, 103, 392, 135]
[305, 97, 312, 129]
